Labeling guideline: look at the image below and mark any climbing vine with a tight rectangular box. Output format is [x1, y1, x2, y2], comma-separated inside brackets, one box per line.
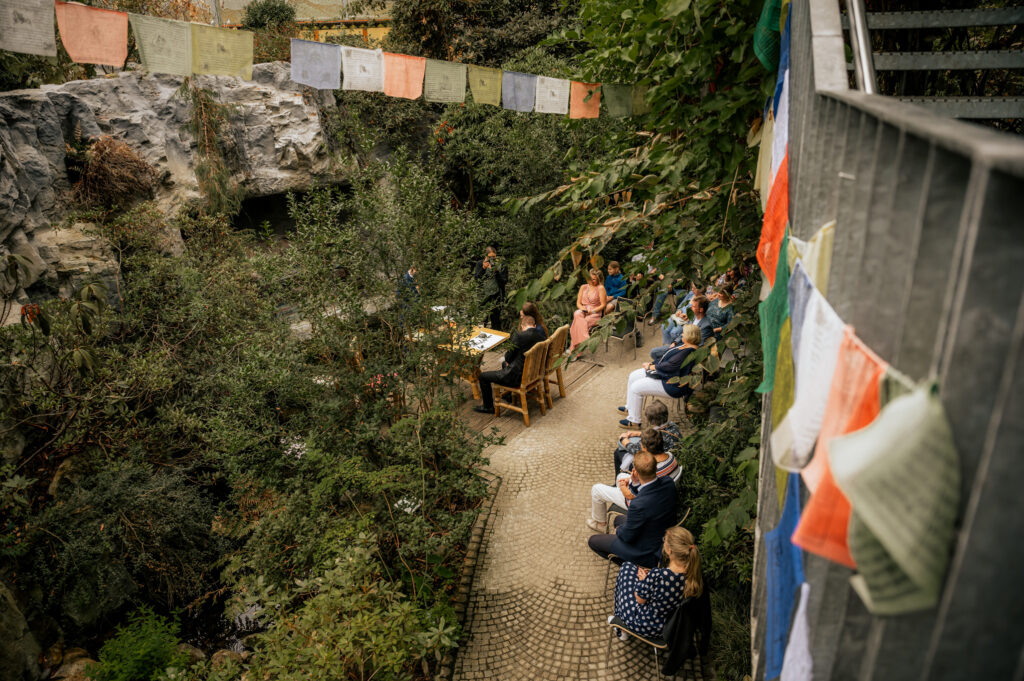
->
[178, 78, 244, 216]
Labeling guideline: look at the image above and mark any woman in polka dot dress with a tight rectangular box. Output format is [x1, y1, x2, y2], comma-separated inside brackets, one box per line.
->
[612, 527, 704, 638]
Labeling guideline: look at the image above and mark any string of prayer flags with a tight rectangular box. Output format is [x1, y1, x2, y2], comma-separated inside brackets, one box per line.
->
[130, 14, 191, 77]
[468, 65, 502, 107]
[792, 330, 887, 568]
[55, 1, 128, 67]
[765, 473, 805, 680]
[772, 263, 845, 471]
[758, 153, 789, 287]
[631, 84, 650, 115]
[342, 46, 383, 92]
[603, 83, 632, 118]
[832, 381, 961, 615]
[383, 52, 426, 100]
[0, 0, 56, 57]
[502, 71, 536, 112]
[569, 81, 601, 119]
[289, 38, 340, 90]
[780, 583, 813, 681]
[535, 76, 570, 114]
[423, 59, 466, 103]
[757, 232, 790, 393]
[191, 24, 253, 80]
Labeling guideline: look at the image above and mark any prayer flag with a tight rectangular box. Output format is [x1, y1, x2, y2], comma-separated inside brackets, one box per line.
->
[423, 59, 466, 103]
[789, 221, 835, 294]
[383, 52, 426, 99]
[754, 0, 782, 70]
[0, 0, 56, 57]
[130, 14, 191, 77]
[191, 24, 253, 80]
[341, 46, 383, 92]
[754, 109, 774, 212]
[757, 232, 789, 393]
[631, 84, 650, 115]
[773, 11, 791, 115]
[290, 38, 340, 90]
[569, 81, 601, 119]
[501, 71, 535, 112]
[780, 583, 813, 681]
[468, 65, 502, 107]
[832, 381, 960, 615]
[765, 473, 804, 680]
[603, 83, 632, 118]
[758, 153, 788, 287]
[55, 1, 128, 67]
[771, 70, 789, 185]
[792, 330, 887, 568]
[534, 76, 570, 115]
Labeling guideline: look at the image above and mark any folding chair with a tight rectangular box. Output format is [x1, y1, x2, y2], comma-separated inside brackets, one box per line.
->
[606, 298, 640, 360]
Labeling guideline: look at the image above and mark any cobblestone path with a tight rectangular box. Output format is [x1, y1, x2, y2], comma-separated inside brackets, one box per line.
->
[454, 339, 704, 681]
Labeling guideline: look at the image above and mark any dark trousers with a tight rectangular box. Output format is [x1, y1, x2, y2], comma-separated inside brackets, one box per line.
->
[614, 444, 629, 478]
[478, 369, 519, 411]
[587, 515, 626, 563]
[484, 296, 502, 330]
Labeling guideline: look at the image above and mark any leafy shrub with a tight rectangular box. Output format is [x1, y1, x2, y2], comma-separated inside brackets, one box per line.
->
[241, 0, 295, 30]
[87, 606, 188, 681]
[70, 136, 158, 209]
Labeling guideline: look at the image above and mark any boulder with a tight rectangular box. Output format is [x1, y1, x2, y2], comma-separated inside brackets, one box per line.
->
[210, 649, 243, 669]
[0, 583, 41, 681]
[52, 651, 96, 681]
[176, 642, 206, 666]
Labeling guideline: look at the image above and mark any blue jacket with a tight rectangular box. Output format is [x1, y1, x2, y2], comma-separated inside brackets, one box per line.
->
[611, 476, 679, 568]
[653, 345, 696, 398]
[605, 273, 628, 299]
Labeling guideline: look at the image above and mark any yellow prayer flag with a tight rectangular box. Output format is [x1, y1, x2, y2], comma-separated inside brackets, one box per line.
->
[467, 65, 501, 107]
[191, 24, 254, 80]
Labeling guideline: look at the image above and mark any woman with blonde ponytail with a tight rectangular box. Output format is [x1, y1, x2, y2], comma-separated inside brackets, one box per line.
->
[610, 526, 702, 638]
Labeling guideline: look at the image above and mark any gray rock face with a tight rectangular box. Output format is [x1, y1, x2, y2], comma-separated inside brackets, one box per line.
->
[0, 583, 41, 681]
[0, 62, 339, 309]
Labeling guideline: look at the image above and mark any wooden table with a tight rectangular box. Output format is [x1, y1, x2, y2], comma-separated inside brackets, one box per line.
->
[447, 326, 510, 399]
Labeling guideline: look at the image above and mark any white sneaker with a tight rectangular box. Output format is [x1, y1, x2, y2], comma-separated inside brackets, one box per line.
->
[586, 518, 607, 532]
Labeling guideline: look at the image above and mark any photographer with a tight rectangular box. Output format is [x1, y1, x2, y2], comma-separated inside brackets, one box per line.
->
[474, 246, 507, 330]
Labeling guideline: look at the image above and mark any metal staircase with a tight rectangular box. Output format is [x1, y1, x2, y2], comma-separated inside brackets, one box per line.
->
[840, 3, 1024, 119]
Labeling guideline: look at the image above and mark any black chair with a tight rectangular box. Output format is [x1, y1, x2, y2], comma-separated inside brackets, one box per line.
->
[607, 614, 672, 678]
[606, 297, 640, 359]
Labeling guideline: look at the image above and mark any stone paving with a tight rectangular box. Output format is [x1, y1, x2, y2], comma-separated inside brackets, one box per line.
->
[453, 332, 705, 681]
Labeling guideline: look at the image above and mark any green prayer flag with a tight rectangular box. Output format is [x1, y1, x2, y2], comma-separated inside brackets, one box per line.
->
[468, 64, 502, 107]
[424, 59, 467, 103]
[754, 0, 782, 70]
[757, 232, 789, 393]
[604, 84, 632, 118]
[631, 84, 649, 115]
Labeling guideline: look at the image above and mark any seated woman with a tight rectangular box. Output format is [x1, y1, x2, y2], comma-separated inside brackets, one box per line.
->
[660, 280, 701, 345]
[569, 269, 608, 352]
[522, 301, 548, 339]
[612, 526, 703, 639]
[706, 283, 735, 338]
[618, 324, 699, 428]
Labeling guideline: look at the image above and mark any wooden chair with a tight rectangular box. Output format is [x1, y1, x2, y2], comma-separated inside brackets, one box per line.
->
[543, 324, 570, 408]
[494, 339, 549, 426]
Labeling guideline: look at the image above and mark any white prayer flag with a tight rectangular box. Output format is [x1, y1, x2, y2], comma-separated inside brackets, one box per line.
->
[534, 76, 570, 114]
[290, 39, 341, 90]
[780, 583, 813, 681]
[0, 0, 56, 56]
[341, 46, 383, 92]
[770, 69, 789, 186]
[130, 14, 191, 77]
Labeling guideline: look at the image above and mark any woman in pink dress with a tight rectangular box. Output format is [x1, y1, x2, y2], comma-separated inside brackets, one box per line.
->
[570, 269, 608, 351]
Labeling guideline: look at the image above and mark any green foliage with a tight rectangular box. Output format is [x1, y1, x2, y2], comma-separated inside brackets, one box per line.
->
[87, 607, 188, 681]
[177, 79, 243, 216]
[241, 0, 296, 30]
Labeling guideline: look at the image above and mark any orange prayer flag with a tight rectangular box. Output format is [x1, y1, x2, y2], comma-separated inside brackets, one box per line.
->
[792, 329, 887, 568]
[569, 81, 601, 119]
[55, 1, 128, 67]
[382, 52, 426, 100]
[757, 153, 788, 287]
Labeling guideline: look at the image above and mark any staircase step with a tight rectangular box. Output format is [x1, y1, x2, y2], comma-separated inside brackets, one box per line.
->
[845, 50, 1024, 71]
[896, 96, 1024, 119]
[842, 8, 1024, 30]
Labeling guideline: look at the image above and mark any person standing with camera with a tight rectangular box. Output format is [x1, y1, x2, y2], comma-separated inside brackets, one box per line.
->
[474, 245, 507, 330]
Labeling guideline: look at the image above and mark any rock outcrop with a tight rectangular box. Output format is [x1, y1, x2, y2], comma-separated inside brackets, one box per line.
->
[0, 583, 41, 681]
[0, 62, 339, 309]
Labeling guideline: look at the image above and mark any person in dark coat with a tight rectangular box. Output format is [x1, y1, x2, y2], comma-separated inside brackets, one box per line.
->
[474, 246, 507, 330]
[473, 314, 544, 413]
[588, 451, 678, 568]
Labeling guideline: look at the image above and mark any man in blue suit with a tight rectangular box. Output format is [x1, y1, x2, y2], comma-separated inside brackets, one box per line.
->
[587, 451, 678, 568]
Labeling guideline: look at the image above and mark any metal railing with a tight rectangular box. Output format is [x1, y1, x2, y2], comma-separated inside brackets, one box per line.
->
[750, 1, 1024, 680]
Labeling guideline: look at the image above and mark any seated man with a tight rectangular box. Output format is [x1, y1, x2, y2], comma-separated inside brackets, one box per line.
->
[587, 450, 678, 568]
[589, 429, 677, 532]
[473, 314, 545, 414]
[614, 399, 682, 476]
[650, 295, 712, 361]
[603, 261, 628, 313]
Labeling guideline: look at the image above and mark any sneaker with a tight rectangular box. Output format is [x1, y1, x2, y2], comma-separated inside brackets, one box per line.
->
[618, 419, 640, 429]
[586, 518, 607, 533]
